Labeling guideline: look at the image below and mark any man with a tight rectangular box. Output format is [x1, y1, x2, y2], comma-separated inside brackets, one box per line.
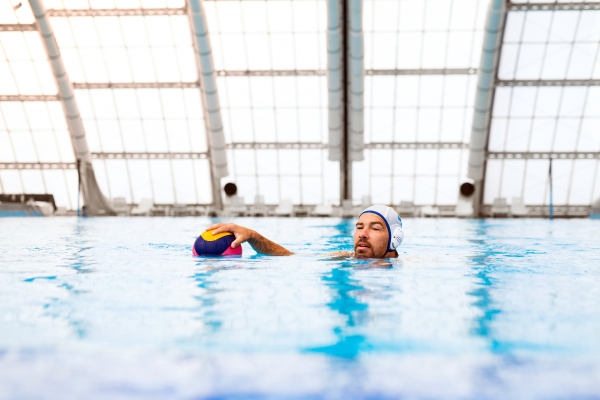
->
[206, 205, 404, 259]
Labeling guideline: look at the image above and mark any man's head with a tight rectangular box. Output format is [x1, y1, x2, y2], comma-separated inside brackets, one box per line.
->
[354, 205, 404, 259]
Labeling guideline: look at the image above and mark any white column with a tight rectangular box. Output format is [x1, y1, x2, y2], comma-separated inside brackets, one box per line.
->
[327, 0, 343, 162]
[467, 0, 507, 215]
[29, 0, 114, 215]
[187, 0, 229, 209]
[348, 0, 364, 162]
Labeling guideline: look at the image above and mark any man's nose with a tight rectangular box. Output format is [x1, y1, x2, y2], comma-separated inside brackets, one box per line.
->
[359, 230, 367, 239]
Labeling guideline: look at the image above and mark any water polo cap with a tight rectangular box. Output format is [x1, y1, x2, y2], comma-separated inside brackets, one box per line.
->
[359, 205, 404, 252]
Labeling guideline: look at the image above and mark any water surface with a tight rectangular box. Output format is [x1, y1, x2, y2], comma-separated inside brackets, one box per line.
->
[1, 217, 599, 399]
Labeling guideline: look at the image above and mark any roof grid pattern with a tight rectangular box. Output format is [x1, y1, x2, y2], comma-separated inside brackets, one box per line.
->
[355, 0, 489, 206]
[2, 0, 600, 209]
[0, 3, 77, 209]
[486, 7, 600, 207]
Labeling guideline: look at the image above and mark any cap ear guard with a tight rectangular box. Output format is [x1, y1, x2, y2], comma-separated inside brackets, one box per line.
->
[389, 226, 404, 251]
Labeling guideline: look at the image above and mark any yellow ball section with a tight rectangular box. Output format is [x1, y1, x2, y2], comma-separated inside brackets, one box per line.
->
[200, 229, 234, 242]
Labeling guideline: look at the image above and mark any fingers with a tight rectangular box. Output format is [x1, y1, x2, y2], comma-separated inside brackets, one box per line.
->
[211, 224, 236, 236]
[206, 223, 226, 231]
[211, 227, 228, 235]
[230, 238, 242, 248]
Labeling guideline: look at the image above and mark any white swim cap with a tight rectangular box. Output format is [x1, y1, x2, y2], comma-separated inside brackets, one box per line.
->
[359, 205, 404, 252]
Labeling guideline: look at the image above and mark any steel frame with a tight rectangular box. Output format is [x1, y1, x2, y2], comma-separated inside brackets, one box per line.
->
[92, 152, 209, 160]
[367, 68, 478, 76]
[72, 82, 200, 89]
[0, 162, 76, 169]
[497, 79, 600, 87]
[46, 8, 186, 17]
[0, 95, 59, 101]
[368, 142, 469, 150]
[507, 2, 600, 11]
[0, 24, 36, 31]
[218, 70, 325, 76]
[488, 152, 600, 160]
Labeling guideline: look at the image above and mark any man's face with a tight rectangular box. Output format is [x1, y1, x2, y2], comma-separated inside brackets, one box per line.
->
[354, 213, 389, 258]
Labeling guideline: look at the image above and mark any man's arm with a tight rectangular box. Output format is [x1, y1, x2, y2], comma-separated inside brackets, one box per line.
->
[207, 223, 293, 256]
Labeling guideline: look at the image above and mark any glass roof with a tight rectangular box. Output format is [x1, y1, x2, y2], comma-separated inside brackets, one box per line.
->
[485, 8, 600, 207]
[1, 0, 599, 210]
[0, 15, 78, 209]
[354, 0, 488, 206]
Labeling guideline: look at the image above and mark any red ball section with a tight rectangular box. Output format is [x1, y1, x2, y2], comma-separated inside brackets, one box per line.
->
[193, 230, 242, 257]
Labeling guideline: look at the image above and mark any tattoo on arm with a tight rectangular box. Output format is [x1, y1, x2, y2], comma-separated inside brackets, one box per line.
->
[248, 232, 293, 256]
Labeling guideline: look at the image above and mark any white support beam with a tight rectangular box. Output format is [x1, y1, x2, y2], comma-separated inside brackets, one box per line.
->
[327, 0, 343, 163]
[466, 0, 508, 217]
[186, 0, 228, 210]
[348, 0, 364, 162]
[29, 0, 115, 216]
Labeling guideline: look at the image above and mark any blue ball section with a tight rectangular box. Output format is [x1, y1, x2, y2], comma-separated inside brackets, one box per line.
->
[194, 233, 235, 256]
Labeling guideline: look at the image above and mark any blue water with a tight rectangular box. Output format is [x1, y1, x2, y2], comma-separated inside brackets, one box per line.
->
[1, 217, 599, 400]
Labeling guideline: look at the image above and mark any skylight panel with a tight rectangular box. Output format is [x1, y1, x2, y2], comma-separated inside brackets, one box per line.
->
[53, 15, 196, 84]
[353, 147, 468, 205]
[206, 0, 325, 71]
[365, 0, 489, 70]
[0, 31, 55, 95]
[9, 129, 38, 162]
[127, 159, 154, 203]
[0, 1, 34, 24]
[218, 76, 326, 144]
[43, 169, 76, 209]
[278, 149, 300, 175]
[364, 74, 477, 145]
[20, 169, 46, 193]
[171, 159, 196, 203]
[499, 10, 600, 80]
[0, 170, 22, 193]
[149, 159, 174, 203]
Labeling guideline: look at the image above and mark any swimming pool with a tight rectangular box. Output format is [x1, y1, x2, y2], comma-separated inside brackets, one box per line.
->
[1, 217, 599, 399]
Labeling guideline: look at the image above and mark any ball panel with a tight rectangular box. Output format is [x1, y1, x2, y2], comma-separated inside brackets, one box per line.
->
[221, 245, 242, 256]
[193, 230, 236, 256]
[200, 230, 234, 242]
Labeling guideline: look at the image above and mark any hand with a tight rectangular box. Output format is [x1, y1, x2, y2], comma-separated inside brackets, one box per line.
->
[205, 223, 255, 249]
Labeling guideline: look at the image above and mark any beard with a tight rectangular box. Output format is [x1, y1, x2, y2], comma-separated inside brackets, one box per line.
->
[354, 240, 373, 256]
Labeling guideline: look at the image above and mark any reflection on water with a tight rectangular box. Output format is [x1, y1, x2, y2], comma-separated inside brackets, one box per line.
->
[465, 222, 502, 350]
[309, 263, 368, 358]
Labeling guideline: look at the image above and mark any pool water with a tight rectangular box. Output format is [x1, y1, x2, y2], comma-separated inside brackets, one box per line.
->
[1, 217, 599, 399]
